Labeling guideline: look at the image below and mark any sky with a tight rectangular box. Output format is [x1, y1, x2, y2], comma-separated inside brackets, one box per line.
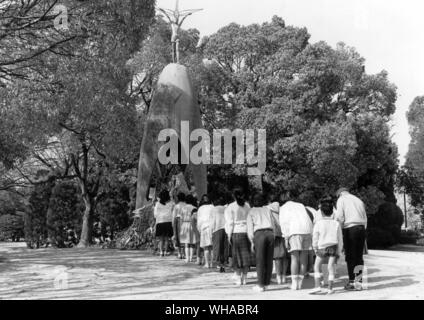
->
[157, 0, 424, 164]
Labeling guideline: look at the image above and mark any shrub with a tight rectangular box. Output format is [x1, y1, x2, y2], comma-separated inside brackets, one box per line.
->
[24, 183, 52, 248]
[96, 179, 131, 241]
[417, 238, 424, 246]
[367, 201, 404, 249]
[0, 213, 24, 241]
[47, 181, 82, 247]
[367, 227, 395, 248]
[399, 229, 420, 245]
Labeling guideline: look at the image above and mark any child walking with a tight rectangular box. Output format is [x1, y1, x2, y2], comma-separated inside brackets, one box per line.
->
[247, 193, 276, 292]
[279, 192, 314, 290]
[211, 195, 228, 272]
[267, 201, 288, 285]
[154, 189, 174, 256]
[310, 198, 343, 295]
[197, 194, 214, 268]
[179, 194, 199, 263]
[225, 188, 251, 285]
[172, 192, 186, 259]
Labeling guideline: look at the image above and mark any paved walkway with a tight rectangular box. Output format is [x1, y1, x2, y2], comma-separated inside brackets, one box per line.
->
[1, 243, 423, 300]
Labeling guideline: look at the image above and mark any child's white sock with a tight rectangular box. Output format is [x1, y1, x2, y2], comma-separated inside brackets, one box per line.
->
[276, 274, 282, 284]
[291, 275, 298, 290]
[314, 272, 323, 288]
[297, 275, 304, 290]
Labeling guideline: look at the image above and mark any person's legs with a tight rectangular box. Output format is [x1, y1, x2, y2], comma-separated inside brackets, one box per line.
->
[219, 232, 226, 271]
[343, 228, 355, 284]
[164, 237, 170, 255]
[309, 255, 323, 294]
[254, 231, 266, 288]
[204, 247, 212, 268]
[290, 251, 300, 290]
[351, 226, 366, 288]
[241, 267, 249, 285]
[209, 248, 213, 267]
[327, 256, 336, 293]
[235, 267, 241, 284]
[298, 250, 308, 289]
[184, 244, 190, 263]
[158, 237, 164, 255]
[314, 256, 323, 288]
[299, 250, 308, 276]
[190, 245, 195, 263]
[264, 232, 275, 287]
[282, 257, 288, 283]
[307, 250, 314, 275]
[275, 259, 283, 284]
[232, 237, 241, 283]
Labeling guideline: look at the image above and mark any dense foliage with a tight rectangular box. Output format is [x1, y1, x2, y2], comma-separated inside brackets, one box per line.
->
[133, 16, 398, 209]
[0, 213, 24, 242]
[1, 0, 156, 246]
[403, 96, 424, 211]
[367, 202, 404, 248]
[47, 181, 82, 247]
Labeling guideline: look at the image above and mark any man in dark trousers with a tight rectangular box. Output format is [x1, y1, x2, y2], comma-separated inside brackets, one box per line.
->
[335, 188, 367, 291]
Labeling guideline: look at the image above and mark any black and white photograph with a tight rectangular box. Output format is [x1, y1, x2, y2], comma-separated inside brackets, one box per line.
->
[1, 0, 424, 303]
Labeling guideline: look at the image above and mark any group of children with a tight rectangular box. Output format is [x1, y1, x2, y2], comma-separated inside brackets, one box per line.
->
[153, 188, 346, 295]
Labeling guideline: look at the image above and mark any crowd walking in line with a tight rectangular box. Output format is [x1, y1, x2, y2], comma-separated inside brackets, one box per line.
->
[151, 186, 368, 295]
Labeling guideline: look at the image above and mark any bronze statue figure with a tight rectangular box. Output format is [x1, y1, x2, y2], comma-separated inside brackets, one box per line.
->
[158, 0, 202, 63]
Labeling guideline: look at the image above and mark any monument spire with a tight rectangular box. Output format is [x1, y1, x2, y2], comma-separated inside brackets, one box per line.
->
[158, 0, 202, 63]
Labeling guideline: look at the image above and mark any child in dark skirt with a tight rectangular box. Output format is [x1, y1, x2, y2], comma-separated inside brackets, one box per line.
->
[310, 199, 343, 295]
[211, 195, 228, 272]
[225, 188, 251, 285]
[154, 189, 174, 256]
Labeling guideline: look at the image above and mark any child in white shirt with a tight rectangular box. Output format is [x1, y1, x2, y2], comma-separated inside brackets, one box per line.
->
[310, 199, 343, 295]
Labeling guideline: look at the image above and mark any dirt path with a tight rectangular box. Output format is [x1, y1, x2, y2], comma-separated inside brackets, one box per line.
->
[1, 243, 423, 300]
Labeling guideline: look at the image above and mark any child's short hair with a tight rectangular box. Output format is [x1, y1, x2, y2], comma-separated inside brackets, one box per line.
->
[251, 193, 265, 207]
[158, 189, 170, 204]
[320, 195, 334, 216]
[199, 194, 210, 206]
[233, 188, 246, 206]
[211, 194, 225, 206]
[177, 192, 186, 202]
[186, 194, 198, 207]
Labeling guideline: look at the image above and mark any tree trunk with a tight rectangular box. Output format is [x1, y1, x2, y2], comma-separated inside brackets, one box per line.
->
[78, 195, 95, 247]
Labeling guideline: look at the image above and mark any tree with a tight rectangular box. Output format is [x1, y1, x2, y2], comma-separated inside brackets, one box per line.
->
[404, 96, 424, 209]
[96, 174, 131, 241]
[201, 18, 397, 205]
[1, 0, 156, 247]
[0, 213, 24, 241]
[24, 182, 52, 248]
[0, 0, 79, 84]
[47, 181, 82, 247]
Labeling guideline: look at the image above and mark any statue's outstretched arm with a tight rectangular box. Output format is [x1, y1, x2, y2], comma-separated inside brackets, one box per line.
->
[158, 8, 173, 23]
[178, 13, 193, 27]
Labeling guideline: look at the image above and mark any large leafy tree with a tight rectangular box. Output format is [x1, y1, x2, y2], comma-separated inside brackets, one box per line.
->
[1, 0, 156, 247]
[200, 17, 398, 207]
[403, 96, 424, 210]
